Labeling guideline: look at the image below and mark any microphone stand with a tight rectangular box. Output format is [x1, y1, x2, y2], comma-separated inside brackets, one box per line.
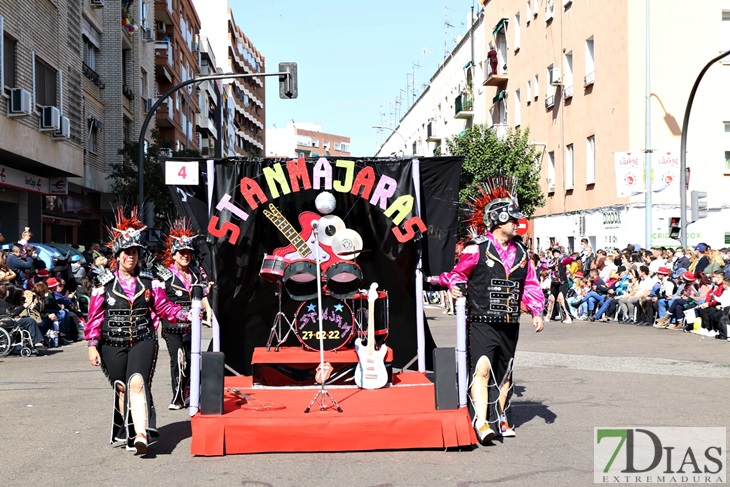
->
[305, 220, 343, 413]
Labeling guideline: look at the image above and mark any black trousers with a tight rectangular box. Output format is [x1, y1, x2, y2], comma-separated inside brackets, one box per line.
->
[163, 330, 191, 399]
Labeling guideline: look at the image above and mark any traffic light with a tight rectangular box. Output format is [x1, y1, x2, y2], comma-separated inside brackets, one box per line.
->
[669, 216, 681, 240]
[278, 62, 298, 99]
[690, 190, 708, 221]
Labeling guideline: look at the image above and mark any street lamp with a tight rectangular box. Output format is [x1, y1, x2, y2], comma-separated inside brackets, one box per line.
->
[137, 67, 297, 213]
[373, 125, 407, 156]
[678, 49, 730, 248]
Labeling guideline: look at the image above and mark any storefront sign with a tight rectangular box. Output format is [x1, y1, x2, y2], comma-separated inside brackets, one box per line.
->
[49, 177, 68, 195]
[0, 164, 55, 194]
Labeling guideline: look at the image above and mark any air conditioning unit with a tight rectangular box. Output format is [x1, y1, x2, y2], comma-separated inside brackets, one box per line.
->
[90, 0, 104, 7]
[549, 67, 562, 86]
[7, 87, 32, 117]
[159, 148, 173, 158]
[156, 21, 165, 32]
[39, 106, 61, 131]
[191, 41, 199, 52]
[142, 27, 155, 42]
[584, 71, 595, 87]
[52, 116, 71, 140]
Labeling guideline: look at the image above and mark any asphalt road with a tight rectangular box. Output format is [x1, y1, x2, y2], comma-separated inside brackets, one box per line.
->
[2, 308, 729, 486]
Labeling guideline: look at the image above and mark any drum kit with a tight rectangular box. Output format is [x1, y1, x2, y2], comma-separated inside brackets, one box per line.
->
[261, 249, 389, 353]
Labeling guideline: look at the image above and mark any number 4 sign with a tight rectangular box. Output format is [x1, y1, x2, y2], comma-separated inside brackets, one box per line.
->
[165, 160, 199, 186]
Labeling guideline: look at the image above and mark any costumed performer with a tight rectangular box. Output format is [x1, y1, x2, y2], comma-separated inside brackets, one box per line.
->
[427, 176, 545, 444]
[84, 207, 187, 455]
[156, 218, 207, 410]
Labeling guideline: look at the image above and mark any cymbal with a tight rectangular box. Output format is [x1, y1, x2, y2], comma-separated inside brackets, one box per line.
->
[332, 229, 363, 259]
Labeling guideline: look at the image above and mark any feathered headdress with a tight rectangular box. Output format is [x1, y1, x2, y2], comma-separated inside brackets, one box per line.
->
[464, 175, 525, 235]
[162, 217, 200, 267]
[107, 207, 147, 255]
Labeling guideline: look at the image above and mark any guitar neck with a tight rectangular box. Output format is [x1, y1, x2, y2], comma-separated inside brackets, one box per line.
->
[263, 205, 311, 258]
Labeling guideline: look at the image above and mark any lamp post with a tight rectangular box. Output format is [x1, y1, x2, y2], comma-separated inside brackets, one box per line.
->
[373, 125, 407, 156]
[137, 69, 295, 212]
[678, 49, 730, 248]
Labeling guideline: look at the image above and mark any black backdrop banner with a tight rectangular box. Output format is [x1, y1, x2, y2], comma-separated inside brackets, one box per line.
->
[170, 156, 462, 375]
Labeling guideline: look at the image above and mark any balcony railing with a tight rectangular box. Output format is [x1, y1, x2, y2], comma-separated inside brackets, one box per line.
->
[82, 62, 105, 89]
[123, 84, 134, 100]
[563, 85, 574, 99]
[483, 55, 509, 86]
[426, 121, 441, 142]
[545, 95, 555, 109]
[454, 91, 474, 119]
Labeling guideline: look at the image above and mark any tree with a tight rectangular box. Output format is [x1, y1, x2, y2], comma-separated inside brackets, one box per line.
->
[445, 124, 545, 227]
[108, 131, 201, 227]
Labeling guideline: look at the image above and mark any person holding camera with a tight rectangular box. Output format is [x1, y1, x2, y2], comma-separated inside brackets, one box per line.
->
[427, 177, 544, 445]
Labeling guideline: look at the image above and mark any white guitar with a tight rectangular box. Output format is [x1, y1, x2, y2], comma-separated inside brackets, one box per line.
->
[354, 282, 389, 389]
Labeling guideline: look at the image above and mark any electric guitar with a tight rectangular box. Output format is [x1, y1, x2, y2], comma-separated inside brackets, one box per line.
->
[263, 203, 335, 268]
[354, 282, 389, 389]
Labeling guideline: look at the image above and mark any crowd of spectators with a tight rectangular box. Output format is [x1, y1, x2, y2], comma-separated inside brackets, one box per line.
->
[535, 238, 730, 340]
[0, 228, 112, 356]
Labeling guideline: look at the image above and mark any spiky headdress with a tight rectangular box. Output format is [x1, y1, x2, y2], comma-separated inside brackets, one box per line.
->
[162, 217, 200, 267]
[107, 207, 147, 255]
[465, 175, 525, 235]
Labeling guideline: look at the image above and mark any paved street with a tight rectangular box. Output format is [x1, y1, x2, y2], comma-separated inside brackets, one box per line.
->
[2, 308, 730, 486]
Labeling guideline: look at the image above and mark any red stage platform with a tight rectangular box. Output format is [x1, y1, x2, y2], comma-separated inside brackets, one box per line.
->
[190, 371, 476, 455]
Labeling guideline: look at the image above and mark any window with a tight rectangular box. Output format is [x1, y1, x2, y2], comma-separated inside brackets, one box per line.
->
[564, 51, 574, 95]
[83, 36, 98, 71]
[35, 57, 57, 106]
[547, 151, 555, 192]
[526, 0, 532, 21]
[323, 140, 330, 151]
[88, 123, 98, 154]
[3, 33, 16, 89]
[533, 74, 539, 99]
[585, 36, 595, 86]
[586, 135, 596, 184]
[526, 79, 532, 104]
[514, 13, 521, 51]
[140, 69, 148, 97]
[546, 64, 556, 104]
[723, 11, 730, 52]
[297, 134, 312, 147]
[311, 138, 319, 148]
[565, 143, 574, 189]
[514, 89, 521, 126]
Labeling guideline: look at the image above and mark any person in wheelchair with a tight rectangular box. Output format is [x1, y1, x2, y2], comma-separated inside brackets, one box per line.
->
[0, 284, 47, 351]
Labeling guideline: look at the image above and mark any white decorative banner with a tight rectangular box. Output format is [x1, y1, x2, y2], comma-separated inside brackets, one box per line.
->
[651, 151, 679, 193]
[614, 152, 644, 197]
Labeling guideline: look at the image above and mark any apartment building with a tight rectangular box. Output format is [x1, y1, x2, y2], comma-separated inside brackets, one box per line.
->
[194, 0, 265, 157]
[267, 122, 351, 159]
[377, 0, 730, 251]
[0, 1, 84, 242]
[374, 11, 487, 158]
[196, 35, 221, 158]
[154, 0, 201, 153]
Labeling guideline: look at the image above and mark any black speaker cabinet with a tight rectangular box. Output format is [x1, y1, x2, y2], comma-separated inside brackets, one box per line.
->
[200, 352, 225, 415]
[432, 347, 458, 410]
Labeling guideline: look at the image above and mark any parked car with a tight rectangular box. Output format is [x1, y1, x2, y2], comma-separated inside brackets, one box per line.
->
[1, 242, 70, 272]
[46, 243, 85, 262]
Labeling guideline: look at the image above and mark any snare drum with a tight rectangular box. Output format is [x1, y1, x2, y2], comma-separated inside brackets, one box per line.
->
[283, 259, 319, 301]
[350, 290, 389, 345]
[296, 295, 353, 351]
[259, 254, 290, 283]
[324, 260, 363, 299]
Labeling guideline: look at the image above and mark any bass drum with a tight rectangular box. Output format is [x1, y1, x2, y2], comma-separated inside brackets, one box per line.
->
[296, 295, 353, 351]
[283, 259, 319, 301]
[324, 260, 362, 299]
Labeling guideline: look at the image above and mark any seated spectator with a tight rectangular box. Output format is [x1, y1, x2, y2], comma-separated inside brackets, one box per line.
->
[695, 270, 726, 336]
[0, 284, 46, 350]
[0, 251, 17, 285]
[7, 244, 34, 289]
[702, 249, 725, 276]
[41, 278, 73, 345]
[648, 267, 675, 327]
[665, 272, 699, 330]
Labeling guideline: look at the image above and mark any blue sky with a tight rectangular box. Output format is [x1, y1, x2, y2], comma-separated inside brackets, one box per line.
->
[229, 1, 475, 156]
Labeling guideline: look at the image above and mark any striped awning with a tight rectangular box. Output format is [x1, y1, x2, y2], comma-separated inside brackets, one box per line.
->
[492, 90, 506, 103]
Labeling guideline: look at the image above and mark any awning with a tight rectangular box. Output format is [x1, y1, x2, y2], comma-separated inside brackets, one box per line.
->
[492, 18, 508, 36]
[463, 60, 473, 70]
[492, 90, 506, 103]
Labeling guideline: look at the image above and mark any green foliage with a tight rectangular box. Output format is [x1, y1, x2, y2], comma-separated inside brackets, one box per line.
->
[445, 124, 545, 227]
[107, 131, 200, 227]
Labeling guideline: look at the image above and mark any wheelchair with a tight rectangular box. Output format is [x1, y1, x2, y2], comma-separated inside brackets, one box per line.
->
[0, 318, 35, 357]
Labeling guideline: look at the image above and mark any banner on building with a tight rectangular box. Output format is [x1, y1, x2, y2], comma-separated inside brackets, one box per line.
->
[169, 156, 463, 375]
[614, 152, 644, 197]
[651, 152, 679, 193]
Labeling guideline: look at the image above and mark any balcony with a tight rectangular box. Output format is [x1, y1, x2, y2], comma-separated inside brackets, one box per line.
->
[454, 92, 474, 119]
[155, 0, 174, 25]
[483, 61, 509, 87]
[196, 112, 217, 137]
[563, 85, 574, 100]
[82, 62, 105, 90]
[545, 95, 555, 109]
[155, 41, 174, 83]
[426, 121, 441, 142]
[156, 100, 175, 127]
